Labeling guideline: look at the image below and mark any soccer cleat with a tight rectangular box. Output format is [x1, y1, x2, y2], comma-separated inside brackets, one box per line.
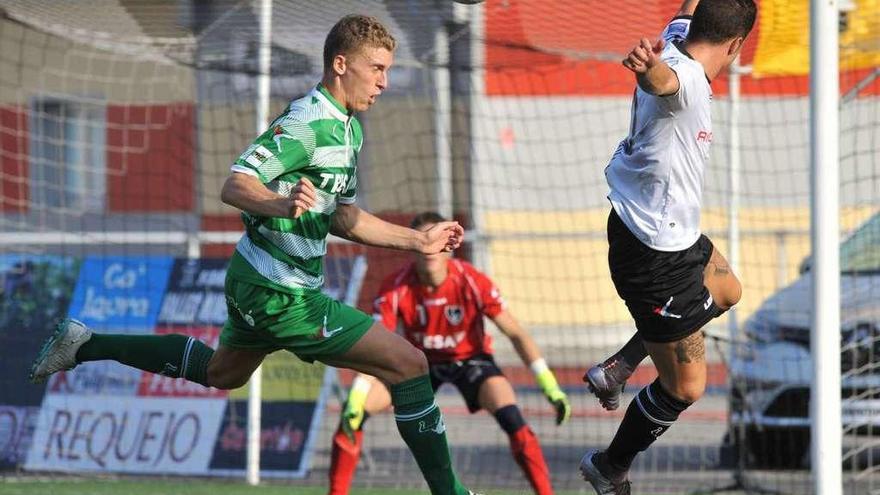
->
[579, 449, 631, 495]
[29, 318, 92, 383]
[584, 362, 626, 411]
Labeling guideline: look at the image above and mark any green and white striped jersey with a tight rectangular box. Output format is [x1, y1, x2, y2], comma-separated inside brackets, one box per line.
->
[227, 84, 362, 292]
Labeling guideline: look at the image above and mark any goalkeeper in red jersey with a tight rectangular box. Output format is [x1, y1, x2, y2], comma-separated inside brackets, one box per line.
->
[328, 212, 571, 495]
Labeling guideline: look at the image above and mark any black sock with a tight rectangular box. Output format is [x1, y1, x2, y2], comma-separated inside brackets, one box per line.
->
[602, 334, 647, 382]
[605, 378, 692, 475]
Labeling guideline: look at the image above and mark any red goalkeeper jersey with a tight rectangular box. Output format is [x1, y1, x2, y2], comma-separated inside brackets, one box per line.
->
[373, 259, 505, 363]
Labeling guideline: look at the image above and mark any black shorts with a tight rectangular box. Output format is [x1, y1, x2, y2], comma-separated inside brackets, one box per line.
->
[429, 354, 504, 413]
[607, 209, 722, 343]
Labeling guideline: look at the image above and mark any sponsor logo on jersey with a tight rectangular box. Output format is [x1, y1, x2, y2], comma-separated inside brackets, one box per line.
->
[273, 125, 296, 152]
[444, 305, 464, 325]
[244, 144, 274, 168]
[696, 130, 713, 143]
[414, 331, 466, 350]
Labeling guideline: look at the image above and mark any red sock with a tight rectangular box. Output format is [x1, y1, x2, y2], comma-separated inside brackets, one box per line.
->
[509, 425, 554, 495]
[328, 426, 363, 495]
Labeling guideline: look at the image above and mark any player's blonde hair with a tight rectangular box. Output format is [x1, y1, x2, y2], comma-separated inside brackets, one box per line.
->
[323, 15, 397, 72]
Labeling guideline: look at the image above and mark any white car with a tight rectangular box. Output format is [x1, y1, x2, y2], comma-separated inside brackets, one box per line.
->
[729, 211, 880, 469]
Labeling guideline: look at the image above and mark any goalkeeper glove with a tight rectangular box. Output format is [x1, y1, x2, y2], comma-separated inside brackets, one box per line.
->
[531, 358, 571, 425]
[341, 375, 371, 442]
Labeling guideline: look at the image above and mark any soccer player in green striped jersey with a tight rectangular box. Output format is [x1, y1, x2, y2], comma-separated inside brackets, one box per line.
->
[30, 14, 480, 495]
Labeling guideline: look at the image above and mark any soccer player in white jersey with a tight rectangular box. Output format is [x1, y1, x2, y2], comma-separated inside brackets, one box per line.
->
[579, 1, 756, 494]
[29, 15, 481, 495]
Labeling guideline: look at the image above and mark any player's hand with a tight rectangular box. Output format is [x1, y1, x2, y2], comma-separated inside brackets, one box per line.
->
[545, 388, 572, 425]
[622, 37, 664, 74]
[419, 221, 464, 254]
[535, 364, 571, 425]
[341, 397, 366, 443]
[289, 177, 316, 219]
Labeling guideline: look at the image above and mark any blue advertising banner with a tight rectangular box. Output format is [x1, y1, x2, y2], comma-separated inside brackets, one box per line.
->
[67, 256, 174, 330]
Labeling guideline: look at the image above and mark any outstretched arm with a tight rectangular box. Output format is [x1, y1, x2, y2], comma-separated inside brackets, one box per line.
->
[493, 310, 571, 425]
[675, 0, 699, 16]
[492, 310, 542, 365]
[622, 37, 680, 96]
[331, 203, 463, 253]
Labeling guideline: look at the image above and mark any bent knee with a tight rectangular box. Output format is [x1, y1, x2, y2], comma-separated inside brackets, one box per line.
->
[667, 382, 705, 403]
[399, 345, 429, 378]
[384, 345, 428, 384]
[206, 367, 250, 390]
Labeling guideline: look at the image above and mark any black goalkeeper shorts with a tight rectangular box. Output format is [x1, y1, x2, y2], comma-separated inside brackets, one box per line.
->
[429, 354, 504, 413]
[607, 208, 722, 343]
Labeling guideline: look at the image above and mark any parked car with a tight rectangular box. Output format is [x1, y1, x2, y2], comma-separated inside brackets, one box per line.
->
[729, 211, 880, 469]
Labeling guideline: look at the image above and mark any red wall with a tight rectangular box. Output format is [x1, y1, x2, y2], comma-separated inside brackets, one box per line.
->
[0, 106, 28, 213]
[484, 0, 879, 97]
[107, 103, 195, 212]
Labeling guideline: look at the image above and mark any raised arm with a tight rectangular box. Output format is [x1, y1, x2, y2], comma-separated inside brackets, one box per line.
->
[331, 203, 463, 253]
[621, 0, 698, 96]
[622, 37, 680, 96]
[675, 0, 699, 17]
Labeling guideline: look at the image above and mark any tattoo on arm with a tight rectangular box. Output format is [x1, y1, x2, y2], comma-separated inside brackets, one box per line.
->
[674, 332, 705, 364]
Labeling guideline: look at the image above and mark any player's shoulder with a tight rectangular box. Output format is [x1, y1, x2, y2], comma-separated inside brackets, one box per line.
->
[451, 259, 491, 282]
[662, 42, 705, 80]
[661, 41, 688, 63]
[662, 15, 692, 44]
[282, 92, 324, 123]
[379, 263, 417, 292]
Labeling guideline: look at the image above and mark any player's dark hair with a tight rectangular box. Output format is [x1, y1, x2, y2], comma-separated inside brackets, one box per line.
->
[687, 0, 757, 44]
[324, 14, 397, 72]
[410, 211, 447, 229]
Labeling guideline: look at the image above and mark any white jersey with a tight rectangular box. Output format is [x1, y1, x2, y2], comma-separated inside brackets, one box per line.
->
[605, 17, 713, 252]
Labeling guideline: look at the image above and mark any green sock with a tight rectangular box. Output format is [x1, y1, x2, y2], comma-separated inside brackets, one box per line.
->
[75, 333, 213, 386]
[391, 374, 469, 495]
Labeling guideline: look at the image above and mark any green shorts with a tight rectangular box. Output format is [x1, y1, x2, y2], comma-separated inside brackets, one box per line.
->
[220, 277, 374, 362]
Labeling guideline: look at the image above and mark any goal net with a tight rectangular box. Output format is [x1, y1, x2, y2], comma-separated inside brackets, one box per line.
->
[1, 0, 879, 493]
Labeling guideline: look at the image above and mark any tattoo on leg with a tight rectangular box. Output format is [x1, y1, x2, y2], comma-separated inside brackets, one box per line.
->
[674, 333, 705, 364]
[709, 251, 731, 277]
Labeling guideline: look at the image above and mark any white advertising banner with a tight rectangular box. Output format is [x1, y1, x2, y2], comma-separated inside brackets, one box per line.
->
[25, 395, 226, 474]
